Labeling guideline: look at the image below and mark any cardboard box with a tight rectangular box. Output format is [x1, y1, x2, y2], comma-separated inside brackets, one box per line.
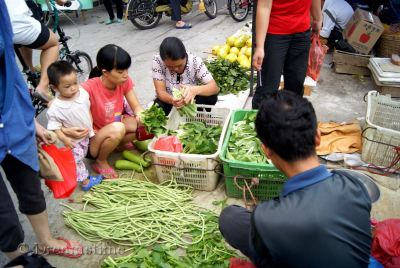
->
[333, 49, 372, 75]
[279, 76, 315, 96]
[343, 9, 384, 55]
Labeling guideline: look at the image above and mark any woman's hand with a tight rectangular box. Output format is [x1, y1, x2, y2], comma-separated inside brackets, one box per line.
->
[181, 85, 197, 104]
[62, 127, 89, 139]
[60, 136, 75, 149]
[35, 120, 57, 145]
[253, 47, 264, 71]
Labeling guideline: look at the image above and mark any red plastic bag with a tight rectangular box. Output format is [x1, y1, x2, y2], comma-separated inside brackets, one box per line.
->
[154, 136, 183, 153]
[229, 258, 256, 268]
[307, 33, 328, 82]
[372, 219, 400, 268]
[42, 144, 77, 199]
[136, 125, 155, 141]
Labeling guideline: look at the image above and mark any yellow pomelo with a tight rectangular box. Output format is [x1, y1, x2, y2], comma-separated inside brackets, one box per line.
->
[212, 45, 220, 56]
[226, 36, 237, 47]
[230, 47, 240, 55]
[245, 47, 252, 57]
[226, 53, 238, 63]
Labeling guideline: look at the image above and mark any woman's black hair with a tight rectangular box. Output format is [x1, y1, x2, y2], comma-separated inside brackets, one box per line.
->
[159, 37, 187, 61]
[96, 44, 131, 73]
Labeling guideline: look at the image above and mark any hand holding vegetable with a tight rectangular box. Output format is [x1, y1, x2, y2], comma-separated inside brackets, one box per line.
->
[180, 85, 197, 104]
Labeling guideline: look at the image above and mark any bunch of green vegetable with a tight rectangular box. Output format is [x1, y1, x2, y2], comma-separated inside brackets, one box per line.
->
[115, 150, 151, 172]
[172, 87, 197, 118]
[226, 112, 269, 163]
[205, 58, 250, 95]
[63, 178, 205, 248]
[177, 122, 222, 154]
[140, 104, 167, 136]
[102, 212, 238, 268]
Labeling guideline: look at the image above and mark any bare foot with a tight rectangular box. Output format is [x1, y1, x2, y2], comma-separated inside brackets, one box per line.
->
[93, 160, 117, 179]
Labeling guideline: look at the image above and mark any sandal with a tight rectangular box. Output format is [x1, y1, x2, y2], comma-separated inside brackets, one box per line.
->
[92, 162, 118, 179]
[81, 175, 103, 191]
[47, 237, 83, 259]
[175, 22, 192, 29]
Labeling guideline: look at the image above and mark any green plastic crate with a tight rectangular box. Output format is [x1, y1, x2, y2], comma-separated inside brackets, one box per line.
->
[220, 110, 287, 201]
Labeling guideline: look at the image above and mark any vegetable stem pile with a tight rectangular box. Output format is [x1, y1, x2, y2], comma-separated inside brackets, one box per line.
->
[102, 212, 237, 268]
[205, 58, 250, 95]
[226, 112, 269, 163]
[177, 122, 222, 154]
[63, 178, 205, 248]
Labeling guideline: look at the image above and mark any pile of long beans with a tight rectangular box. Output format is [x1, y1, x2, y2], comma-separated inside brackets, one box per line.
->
[62, 178, 206, 248]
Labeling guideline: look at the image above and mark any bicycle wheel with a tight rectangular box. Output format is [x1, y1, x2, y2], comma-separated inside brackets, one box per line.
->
[66, 51, 93, 83]
[204, 0, 218, 19]
[228, 0, 249, 22]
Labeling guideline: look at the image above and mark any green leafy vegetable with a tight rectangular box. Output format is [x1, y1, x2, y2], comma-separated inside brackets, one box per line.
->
[176, 122, 222, 154]
[172, 88, 197, 118]
[205, 58, 250, 95]
[227, 112, 269, 163]
[140, 104, 167, 136]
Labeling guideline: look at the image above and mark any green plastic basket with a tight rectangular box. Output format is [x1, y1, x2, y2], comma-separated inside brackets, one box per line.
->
[220, 110, 287, 201]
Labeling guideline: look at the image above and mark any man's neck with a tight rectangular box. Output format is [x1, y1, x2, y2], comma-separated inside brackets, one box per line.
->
[280, 156, 321, 178]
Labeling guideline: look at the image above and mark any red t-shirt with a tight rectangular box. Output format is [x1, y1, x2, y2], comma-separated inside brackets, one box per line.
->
[268, 0, 312, 35]
[81, 77, 133, 131]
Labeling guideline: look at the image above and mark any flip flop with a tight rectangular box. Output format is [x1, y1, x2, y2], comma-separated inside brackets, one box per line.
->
[81, 175, 103, 191]
[47, 237, 83, 259]
[175, 22, 192, 29]
[92, 162, 118, 179]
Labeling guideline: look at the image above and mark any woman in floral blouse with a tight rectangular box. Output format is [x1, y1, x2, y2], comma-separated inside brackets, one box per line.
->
[152, 37, 219, 115]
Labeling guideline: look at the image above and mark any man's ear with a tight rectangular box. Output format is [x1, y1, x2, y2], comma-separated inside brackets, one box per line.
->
[315, 129, 321, 147]
[261, 143, 273, 159]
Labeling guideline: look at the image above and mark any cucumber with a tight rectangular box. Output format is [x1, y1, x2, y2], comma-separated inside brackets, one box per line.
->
[115, 160, 142, 171]
[122, 150, 151, 167]
[134, 139, 151, 152]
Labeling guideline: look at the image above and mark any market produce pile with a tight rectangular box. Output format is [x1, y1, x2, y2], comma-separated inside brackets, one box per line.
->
[226, 112, 269, 163]
[140, 104, 168, 136]
[177, 121, 222, 154]
[205, 58, 251, 95]
[211, 34, 252, 69]
[62, 178, 237, 267]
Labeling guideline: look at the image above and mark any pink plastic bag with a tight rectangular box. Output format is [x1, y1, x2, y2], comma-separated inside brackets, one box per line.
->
[154, 136, 183, 153]
[307, 34, 328, 82]
[372, 219, 400, 267]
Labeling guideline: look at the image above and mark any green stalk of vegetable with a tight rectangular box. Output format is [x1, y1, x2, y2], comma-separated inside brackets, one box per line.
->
[172, 88, 197, 118]
[227, 112, 269, 163]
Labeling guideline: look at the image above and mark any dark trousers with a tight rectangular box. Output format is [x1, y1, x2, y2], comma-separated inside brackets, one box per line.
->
[154, 93, 218, 115]
[0, 155, 46, 252]
[103, 0, 124, 20]
[170, 0, 182, 21]
[252, 30, 311, 109]
[219, 205, 259, 265]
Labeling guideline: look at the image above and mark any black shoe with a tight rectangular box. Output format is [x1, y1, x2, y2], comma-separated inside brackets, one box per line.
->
[4, 251, 55, 268]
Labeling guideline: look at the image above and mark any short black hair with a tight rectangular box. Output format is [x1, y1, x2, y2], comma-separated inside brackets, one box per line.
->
[255, 91, 318, 162]
[47, 60, 76, 86]
[96, 44, 131, 72]
[159, 37, 187, 61]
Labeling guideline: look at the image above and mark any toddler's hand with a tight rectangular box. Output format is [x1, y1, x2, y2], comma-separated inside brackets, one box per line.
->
[62, 137, 75, 149]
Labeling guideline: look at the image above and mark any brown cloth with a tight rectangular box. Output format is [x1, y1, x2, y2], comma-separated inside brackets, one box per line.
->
[316, 122, 362, 155]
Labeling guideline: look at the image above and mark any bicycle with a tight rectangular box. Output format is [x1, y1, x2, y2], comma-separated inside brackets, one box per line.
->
[16, 0, 93, 116]
[227, 0, 252, 22]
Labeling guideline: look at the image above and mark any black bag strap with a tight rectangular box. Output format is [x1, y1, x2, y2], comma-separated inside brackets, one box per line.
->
[324, 9, 344, 32]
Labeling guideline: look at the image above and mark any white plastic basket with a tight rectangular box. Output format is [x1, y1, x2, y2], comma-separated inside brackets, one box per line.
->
[362, 91, 400, 170]
[148, 105, 231, 191]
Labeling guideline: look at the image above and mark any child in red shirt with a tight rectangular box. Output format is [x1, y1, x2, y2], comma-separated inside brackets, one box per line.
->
[81, 44, 144, 178]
